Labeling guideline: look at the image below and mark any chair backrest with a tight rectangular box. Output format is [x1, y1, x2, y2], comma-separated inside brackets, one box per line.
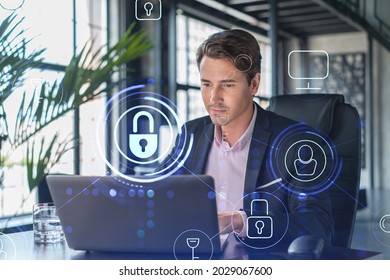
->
[268, 93, 361, 248]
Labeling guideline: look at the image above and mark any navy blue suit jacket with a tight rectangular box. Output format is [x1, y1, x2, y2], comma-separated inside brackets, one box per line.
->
[159, 103, 334, 246]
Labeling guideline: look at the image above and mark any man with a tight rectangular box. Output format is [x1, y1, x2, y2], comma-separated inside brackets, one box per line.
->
[160, 29, 334, 247]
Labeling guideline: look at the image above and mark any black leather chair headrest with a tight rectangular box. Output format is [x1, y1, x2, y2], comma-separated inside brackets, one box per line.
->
[268, 94, 344, 135]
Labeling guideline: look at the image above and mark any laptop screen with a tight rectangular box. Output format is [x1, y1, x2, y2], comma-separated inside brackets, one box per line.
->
[47, 175, 221, 259]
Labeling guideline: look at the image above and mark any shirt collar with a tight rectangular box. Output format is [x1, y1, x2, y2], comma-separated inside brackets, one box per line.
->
[214, 104, 257, 152]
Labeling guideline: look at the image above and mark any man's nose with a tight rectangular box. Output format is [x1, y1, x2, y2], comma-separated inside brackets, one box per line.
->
[210, 85, 223, 102]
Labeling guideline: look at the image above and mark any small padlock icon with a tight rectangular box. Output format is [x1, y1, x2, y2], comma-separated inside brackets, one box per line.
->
[246, 199, 273, 239]
[129, 111, 158, 159]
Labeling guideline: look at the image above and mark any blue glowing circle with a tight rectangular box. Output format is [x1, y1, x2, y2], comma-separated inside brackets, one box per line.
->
[147, 200, 155, 208]
[109, 189, 117, 197]
[95, 87, 194, 184]
[207, 191, 216, 200]
[147, 189, 155, 198]
[138, 189, 145, 198]
[372, 208, 390, 247]
[66, 188, 73, 195]
[268, 123, 342, 195]
[166, 190, 175, 198]
[137, 229, 145, 238]
[128, 189, 136, 197]
[147, 220, 155, 229]
[146, 77, 155, 84]
[233, 191, 290, 250]
[66, 226, 73, 233]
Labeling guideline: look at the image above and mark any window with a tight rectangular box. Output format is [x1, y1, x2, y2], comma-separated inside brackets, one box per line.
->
[0, 0, 108, 220]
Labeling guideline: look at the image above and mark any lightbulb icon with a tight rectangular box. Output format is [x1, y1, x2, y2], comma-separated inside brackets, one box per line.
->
[144, 2, 153, 16]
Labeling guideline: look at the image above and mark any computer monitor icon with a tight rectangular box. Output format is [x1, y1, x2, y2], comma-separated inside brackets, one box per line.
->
[287, 50, 329, 91]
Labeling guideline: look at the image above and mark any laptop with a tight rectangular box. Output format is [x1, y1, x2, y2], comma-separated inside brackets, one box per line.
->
[47, 175, 221, 258]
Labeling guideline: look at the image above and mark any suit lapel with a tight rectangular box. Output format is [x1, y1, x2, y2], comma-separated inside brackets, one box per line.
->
[190, 119, 214, 174]
[244, 104, 272, 194]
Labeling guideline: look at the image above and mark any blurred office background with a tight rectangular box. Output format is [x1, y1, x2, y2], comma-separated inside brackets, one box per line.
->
[0, 0, 389, 256]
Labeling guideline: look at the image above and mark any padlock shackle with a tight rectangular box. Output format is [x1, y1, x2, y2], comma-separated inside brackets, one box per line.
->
[133, 111, 154, 133]
[250, 199, 269, 215]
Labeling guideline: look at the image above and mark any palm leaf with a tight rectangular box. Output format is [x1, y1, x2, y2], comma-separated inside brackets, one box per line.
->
[1, 14, 152, 192]
[12, 23, 152, 148]
[26, 133, 74, 192]
[0, 13, 43, 102]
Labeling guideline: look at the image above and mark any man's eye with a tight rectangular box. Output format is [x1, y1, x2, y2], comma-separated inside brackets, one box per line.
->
[223, 83, 234, 87]
[201, 83, 211, 87]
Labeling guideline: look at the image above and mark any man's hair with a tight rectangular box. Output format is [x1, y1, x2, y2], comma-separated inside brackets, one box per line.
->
[196, 29, 262, 84]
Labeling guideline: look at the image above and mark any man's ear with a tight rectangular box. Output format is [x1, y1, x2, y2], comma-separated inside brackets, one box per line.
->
[250, 73, 261, 95]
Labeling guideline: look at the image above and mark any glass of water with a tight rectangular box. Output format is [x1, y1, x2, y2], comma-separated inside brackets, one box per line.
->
[33, 203, 64, 244]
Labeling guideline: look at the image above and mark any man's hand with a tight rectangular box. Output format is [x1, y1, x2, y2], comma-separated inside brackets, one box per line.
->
[218, 211, 245, 234]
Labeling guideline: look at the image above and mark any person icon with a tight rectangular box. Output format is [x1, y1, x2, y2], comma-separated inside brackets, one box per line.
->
[0, 239, 7, 260]
[294, 144, 317, 176]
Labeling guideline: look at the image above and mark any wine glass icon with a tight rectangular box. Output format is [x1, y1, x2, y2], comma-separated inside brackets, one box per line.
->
[186, 237, 200, 260]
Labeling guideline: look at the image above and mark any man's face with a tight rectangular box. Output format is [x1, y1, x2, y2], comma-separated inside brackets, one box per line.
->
[199, 56, 259, 127]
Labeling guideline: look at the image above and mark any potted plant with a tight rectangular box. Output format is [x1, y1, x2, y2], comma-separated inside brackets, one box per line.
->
[0, 13, 152, 219]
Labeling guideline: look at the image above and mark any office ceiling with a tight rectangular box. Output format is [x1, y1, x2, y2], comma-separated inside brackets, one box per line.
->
[229, 0, 360, 36]
[185, 0, 362, 39]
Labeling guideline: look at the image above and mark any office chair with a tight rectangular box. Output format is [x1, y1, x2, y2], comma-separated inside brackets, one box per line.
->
[268, 93, 361, 248]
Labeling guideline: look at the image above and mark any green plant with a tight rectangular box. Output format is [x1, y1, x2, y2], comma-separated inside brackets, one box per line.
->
[0, 14, 152, 193]
[1, 13, 44, 192]
[0, 14, 44, 102]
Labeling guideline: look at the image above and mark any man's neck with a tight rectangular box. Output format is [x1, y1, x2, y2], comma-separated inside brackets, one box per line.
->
[219, 105, 254, 146]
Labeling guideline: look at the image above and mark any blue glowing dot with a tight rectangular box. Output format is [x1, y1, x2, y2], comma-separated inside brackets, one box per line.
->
[208, 191, 216, 200]
[66, 188, 73, 195]
[147, 220, 155, 229]
[298, 193, 307, 202]
[138, 189, 145, 198]
[166, 190, 174, 198]
[128, 189, 136, 197]
[147, 189, 155, 198]
[137, 229, 145, 238]
[66, 226, 73, 233]
[92, 188, 99, 196]
[146, 77, 155, 84]
[147, 200, 155, 208]
[109, 189, 117, 197]
[147, 210, 155, 218]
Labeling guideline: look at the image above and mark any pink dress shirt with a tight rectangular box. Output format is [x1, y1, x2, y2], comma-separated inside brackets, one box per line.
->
[205, 106, 257, 234]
